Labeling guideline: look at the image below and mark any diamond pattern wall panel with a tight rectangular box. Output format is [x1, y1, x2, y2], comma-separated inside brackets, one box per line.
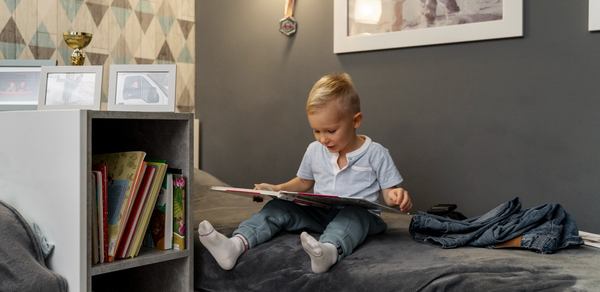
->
[0, 0, 195, 112]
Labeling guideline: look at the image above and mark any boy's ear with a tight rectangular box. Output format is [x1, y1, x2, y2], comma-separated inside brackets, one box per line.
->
[353, 112, 362, 129]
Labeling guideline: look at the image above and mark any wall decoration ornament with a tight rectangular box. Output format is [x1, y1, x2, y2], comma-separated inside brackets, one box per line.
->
[590, 0, 600, 31]
[280, 0, 297, 36]
[334, 0, 523, 53]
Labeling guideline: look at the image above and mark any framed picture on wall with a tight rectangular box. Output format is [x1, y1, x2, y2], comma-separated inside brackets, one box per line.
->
[334, 0, 523, 53]
[590, 0, 600, 31]
[0, 59, 56, 111]
[38, 66, 102, 110]
[107, 64, 176, 112]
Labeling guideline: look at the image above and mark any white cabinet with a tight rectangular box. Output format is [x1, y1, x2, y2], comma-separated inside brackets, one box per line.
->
[0, 110, 193, 292]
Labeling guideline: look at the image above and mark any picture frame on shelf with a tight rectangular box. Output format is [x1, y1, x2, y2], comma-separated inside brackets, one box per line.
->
[107, 64, 176, 112]
[334, 0, 523, 53]
[590, 0, 600, 31]
[38, 65, 102, 110]
[0, 59, 56, 111]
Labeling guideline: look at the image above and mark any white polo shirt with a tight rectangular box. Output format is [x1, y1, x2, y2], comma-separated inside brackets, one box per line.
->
[296, 136, 403, 203]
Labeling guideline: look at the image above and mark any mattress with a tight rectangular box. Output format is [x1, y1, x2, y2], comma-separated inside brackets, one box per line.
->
[191, 169, 600, 291]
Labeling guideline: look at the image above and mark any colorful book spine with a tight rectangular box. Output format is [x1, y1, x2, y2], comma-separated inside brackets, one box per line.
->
[128, 161, 168, 257]
[91, 172, 99, 265]
[98, 163, 109, 262]
[116, 164, 155, 259]
[172, 174, 186, 250]
[92, 170, 104, 263]
[149, 173, 173, 250]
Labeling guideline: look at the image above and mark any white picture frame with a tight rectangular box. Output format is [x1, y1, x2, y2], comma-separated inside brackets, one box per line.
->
[590, 0, 600, 31]
[334, 0, 523, 53]
[38, 66, 102, 110]
[0, 59, 56, 111]
[107, 64, 176, 112]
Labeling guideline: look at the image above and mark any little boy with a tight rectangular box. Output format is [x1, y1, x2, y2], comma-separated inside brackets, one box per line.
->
[198, 73, 412, 273]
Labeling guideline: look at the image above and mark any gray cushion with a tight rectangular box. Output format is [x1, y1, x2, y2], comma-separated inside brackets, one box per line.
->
[0, 200, 67, 292]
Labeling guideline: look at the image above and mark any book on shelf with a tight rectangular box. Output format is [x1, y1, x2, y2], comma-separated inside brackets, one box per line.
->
[92, 170, 105, 263]
[92, 163, 109, 262]
[127, 160, 168, 258]
[91, 172, 99, 265]
[115, 163, 155, 259]
[173, 174, 186, 251]
[210, 186, 404, 213]
[148, 172, 174, 250]
[92, 151, 146, 262]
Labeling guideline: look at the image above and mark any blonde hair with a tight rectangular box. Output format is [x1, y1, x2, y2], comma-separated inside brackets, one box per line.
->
[306, 73, 360, 115]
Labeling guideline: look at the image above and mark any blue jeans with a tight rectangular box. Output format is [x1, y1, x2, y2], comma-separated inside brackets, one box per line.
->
[409, 197, 583, 253]
[233, 199, 387, 259]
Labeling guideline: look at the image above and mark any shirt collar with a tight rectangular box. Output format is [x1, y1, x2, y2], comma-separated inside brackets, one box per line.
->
[346, 135, 371, 161]
[325, 135, 372, 168]
[325, 135, 371, 158]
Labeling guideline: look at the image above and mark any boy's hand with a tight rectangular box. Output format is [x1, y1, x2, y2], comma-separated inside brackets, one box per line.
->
[385, 187, 412, 213]
[254, 183, 279, 191]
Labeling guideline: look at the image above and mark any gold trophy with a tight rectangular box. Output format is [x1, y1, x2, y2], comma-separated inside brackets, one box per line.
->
[63, 32, 93, 65]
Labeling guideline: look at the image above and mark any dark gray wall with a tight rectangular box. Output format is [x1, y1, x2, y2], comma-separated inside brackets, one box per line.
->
[196, 0, 600, 233]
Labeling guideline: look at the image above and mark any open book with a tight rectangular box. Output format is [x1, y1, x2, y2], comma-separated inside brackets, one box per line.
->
[210, 186, 403, 213]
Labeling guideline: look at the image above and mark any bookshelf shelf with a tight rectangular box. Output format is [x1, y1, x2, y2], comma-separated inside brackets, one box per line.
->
[91, 249, 189, 276]
[0, 110, 193, 292]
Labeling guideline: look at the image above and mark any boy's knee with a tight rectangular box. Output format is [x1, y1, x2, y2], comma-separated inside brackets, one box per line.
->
[337, 206, 386, 234]
[340, 205, 371, 218]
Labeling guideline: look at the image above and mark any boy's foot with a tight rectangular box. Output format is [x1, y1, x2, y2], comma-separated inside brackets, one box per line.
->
[198, 220, 245, 270]
[300, 232, 337, 273]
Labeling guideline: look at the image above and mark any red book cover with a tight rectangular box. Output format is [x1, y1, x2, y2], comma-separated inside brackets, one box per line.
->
[115, 166, 156, 259]
[93, 163, 110, 263]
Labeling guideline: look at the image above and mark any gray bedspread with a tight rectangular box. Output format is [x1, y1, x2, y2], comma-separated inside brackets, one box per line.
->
[0, 200, 68, 292]
[192, 169, 600, 291]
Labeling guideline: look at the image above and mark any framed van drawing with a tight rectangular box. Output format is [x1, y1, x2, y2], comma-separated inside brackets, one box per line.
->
[38, 65, 102, 110]
[107, 64, 176, 112]
[590, 0, 600, 31]
[334, 0, 523, 53]
[0, 59, 56, 110]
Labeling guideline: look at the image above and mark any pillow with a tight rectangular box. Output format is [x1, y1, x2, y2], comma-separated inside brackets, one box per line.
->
[0, 200, 67, 292]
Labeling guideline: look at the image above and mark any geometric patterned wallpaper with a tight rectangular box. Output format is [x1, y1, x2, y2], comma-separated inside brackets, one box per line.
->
[0, 0, 195, 112]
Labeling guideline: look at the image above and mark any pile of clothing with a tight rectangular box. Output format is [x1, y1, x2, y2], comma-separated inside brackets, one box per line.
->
[409, 197, 583, 253]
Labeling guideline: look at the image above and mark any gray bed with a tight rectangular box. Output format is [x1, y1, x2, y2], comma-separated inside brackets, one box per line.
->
[192, 169, 600, 291]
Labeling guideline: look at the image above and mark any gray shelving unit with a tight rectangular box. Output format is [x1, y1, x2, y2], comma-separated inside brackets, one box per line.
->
[88, 111, 194, 291]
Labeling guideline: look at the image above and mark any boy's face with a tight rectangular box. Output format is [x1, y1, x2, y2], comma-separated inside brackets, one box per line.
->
[307, 100, 362, 155]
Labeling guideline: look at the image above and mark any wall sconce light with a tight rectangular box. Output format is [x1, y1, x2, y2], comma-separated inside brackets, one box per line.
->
[353, 0, 382, 25]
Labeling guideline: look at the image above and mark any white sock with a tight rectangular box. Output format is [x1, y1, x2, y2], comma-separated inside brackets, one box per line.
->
[198, 220, 245, 270]
[300, 232, 338, 273]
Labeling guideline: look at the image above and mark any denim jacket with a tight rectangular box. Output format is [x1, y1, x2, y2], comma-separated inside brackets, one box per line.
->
[409, 197, 583, 253]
